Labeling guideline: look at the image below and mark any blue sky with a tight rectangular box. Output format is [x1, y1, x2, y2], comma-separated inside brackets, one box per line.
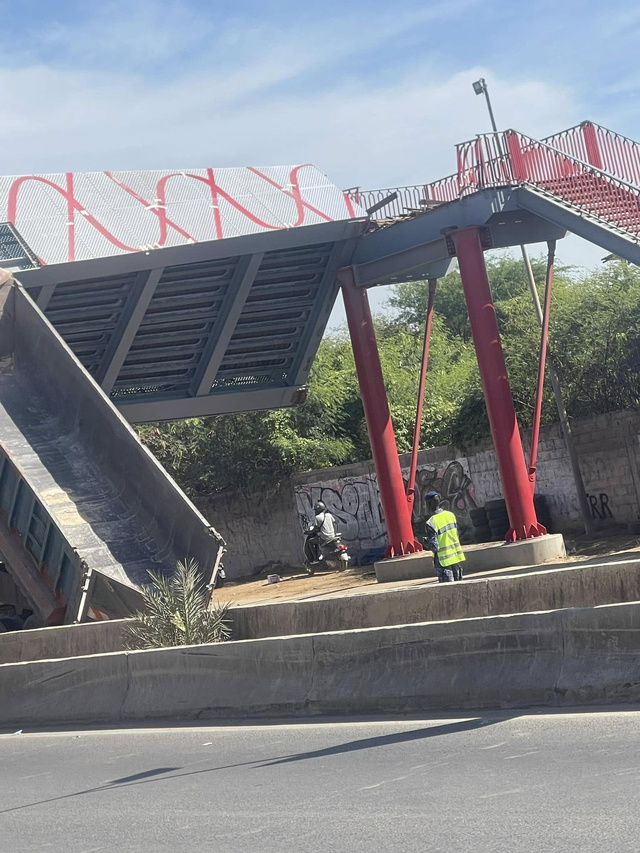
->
[1, 0, 638, 322]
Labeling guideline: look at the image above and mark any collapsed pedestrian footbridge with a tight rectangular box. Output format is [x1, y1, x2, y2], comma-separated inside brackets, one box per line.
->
[1, 120, 639, 623]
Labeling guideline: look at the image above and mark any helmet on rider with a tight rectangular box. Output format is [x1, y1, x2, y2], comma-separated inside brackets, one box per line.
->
[314, 501, 327, 513]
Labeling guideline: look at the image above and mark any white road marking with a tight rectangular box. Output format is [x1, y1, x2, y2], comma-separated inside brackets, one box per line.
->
[478, 788, 524, 799]
[2, 709, 640, 740]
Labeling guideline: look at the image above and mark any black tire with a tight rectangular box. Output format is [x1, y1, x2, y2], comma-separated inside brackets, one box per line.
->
[489, 521, 509, 536]
[487, 508, 509, 523]
[473, 526, 491, 543]
[485, 499, 506, 511]
[469, 507, 488, 525]
[534, 496, 552, 532]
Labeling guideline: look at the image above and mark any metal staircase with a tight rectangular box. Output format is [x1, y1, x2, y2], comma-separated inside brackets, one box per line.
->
[348, 123, 640, 268]
[455, 129, 640, 241]
[544, 121, 640, 189]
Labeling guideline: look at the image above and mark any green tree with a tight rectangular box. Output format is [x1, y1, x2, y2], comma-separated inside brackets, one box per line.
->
[137, 255, 640, 497]
[387, 253, 551, 341]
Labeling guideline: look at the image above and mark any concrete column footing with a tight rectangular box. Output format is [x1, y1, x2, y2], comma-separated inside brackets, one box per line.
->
[374, 533, 566, 583]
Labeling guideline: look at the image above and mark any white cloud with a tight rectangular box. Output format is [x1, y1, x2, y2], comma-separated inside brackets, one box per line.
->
[0, 55, 579, 187]
[0, 2, 591, 330]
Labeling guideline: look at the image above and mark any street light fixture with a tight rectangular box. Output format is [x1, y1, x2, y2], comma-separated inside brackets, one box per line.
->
[472, 77, 498, 134]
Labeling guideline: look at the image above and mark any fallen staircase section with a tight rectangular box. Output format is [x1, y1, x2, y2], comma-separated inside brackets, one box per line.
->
[0, 280, 224, 625]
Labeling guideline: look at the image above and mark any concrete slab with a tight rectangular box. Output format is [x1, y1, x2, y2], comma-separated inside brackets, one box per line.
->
[374, 551, 435, 583]
[375, 533, 566, 583]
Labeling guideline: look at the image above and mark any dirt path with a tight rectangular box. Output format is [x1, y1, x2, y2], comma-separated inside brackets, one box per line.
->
[216, 534, 640, 607]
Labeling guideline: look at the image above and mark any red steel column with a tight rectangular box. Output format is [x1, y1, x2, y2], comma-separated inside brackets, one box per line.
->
[338, 267, 421, 557]
[449, 228, 543, 540]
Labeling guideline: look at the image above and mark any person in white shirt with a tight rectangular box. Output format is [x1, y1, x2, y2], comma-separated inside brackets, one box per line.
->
[306, 501, 338, 561]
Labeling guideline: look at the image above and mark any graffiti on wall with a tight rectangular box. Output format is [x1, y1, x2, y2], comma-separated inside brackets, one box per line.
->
[408, 460, 477, 542]
[294, 459, 477, 564]
[295, 475, 386, 562]
[587, 492, 614, 519]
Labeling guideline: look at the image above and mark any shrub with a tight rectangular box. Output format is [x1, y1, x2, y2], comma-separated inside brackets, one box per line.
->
[124, 558, 231, 650]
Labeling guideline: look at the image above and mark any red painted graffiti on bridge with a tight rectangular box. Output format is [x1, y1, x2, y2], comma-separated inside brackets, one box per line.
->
[0, 164, 360, 266]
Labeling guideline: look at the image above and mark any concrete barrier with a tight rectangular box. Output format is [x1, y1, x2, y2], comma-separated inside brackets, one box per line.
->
[3, 558, 640, 665]
[1, 601, 639, 727]
[231, 558, 640, 640]
[374, 533, 566, 582]
[0, 619, 133, 664]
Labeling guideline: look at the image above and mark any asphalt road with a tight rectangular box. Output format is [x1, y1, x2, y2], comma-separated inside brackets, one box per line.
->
[1, 708, 639, 852]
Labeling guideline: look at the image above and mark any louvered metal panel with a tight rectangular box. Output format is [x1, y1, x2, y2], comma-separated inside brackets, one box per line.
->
[0, 222, 39, 271]
[110, 257, 242, 399]
[213, 243, 333, 389]
[17, 217, 363, 420]
[43, 272, 142, 377]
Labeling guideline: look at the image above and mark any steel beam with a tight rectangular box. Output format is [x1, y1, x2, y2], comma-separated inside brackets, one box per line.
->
[117, 385, 307, 423]
[351, 189, 515, 267]
[514, 187, 640, 266]
[17, 219, 365, 289]
[289, 239, 356, 386]
[353, 239, 452, 288]
[36, 284, 56, 311]
[97, 267, 164, 395]
[352, 197, 563, 289]
[190, 253, 264, 397]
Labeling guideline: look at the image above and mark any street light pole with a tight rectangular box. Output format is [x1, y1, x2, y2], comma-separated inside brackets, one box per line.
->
[471, 78, 594, 536]
[520, 247, 594, 536]
[473, 78, 499, 133]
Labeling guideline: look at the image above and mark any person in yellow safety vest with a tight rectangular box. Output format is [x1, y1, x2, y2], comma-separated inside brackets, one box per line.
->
[423, 490, 466, 582]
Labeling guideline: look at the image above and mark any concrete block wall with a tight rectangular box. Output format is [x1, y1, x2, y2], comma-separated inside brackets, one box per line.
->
[195, 484, 302, 580]
[194, 409, 640, 578]
[291, 410, 640, 565]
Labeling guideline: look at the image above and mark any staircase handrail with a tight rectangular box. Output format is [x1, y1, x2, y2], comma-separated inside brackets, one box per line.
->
[463, 129, 640, 194]
[459, 129, 640, 237]
[544, 121, 640, 188]
[346, 124, 640, 236]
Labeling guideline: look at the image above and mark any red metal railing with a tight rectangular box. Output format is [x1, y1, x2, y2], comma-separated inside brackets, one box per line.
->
[344, 184, 432, 219]
[458, 130, 640, 237]
[544, 122, 640, 188]
[345, 171, 482, 217]
[349, 124, 640, 237]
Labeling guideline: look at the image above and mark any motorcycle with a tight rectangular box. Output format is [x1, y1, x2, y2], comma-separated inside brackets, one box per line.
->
[302, 525, 350, 576]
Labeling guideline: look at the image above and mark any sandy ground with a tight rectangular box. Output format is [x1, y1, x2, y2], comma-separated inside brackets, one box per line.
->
[216, 533, 640, 607]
